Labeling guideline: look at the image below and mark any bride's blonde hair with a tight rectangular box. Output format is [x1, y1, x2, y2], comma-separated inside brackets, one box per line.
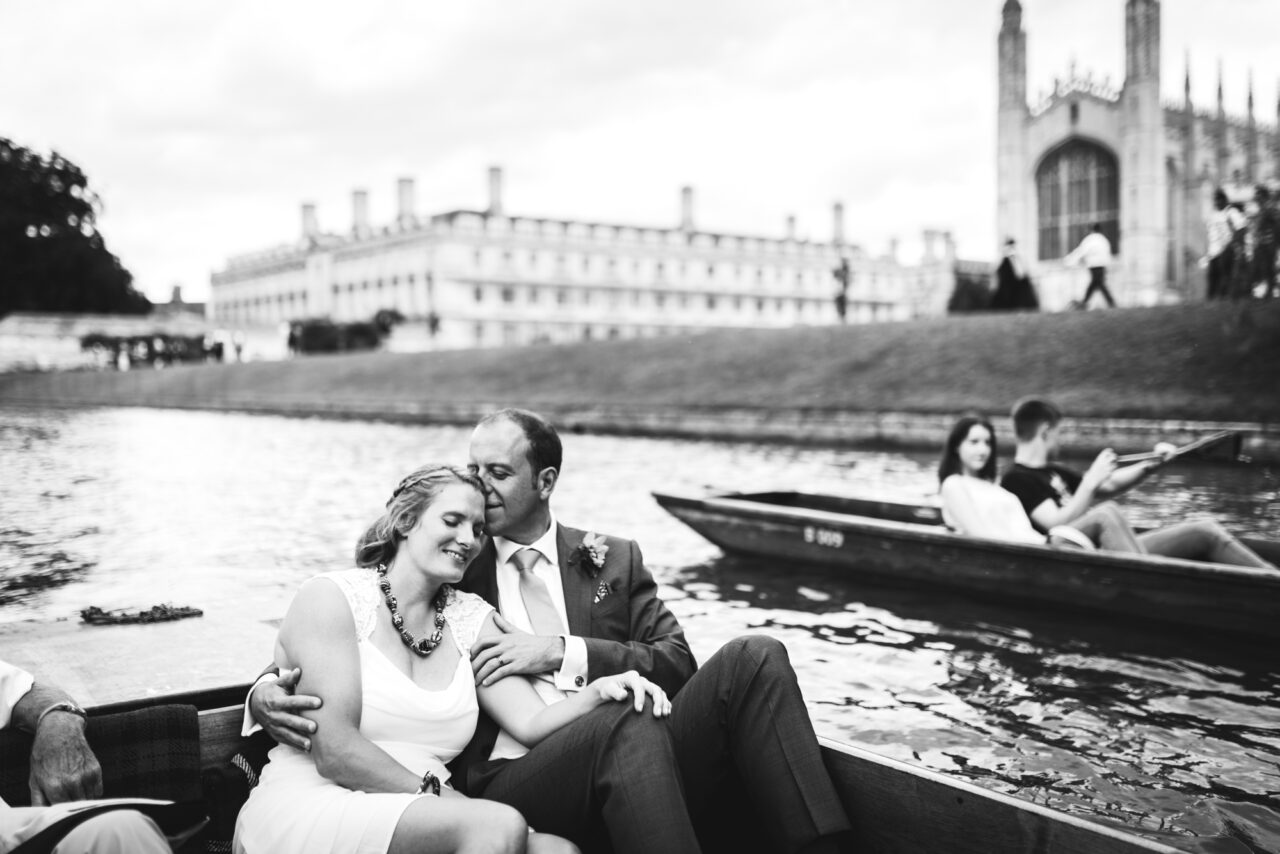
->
[355, 465, 484, 568]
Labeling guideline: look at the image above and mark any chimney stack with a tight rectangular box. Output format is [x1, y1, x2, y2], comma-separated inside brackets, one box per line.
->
[488, 166, 504, 216]
[922, 228, 939, 261]
[680, 186, 694, 231]
[397, 178, 416, 229]
[301, 203, 319, 240]
[352, 189, 370, 238]
[832, 202, 845, 245]
[785, 215, 796, 241]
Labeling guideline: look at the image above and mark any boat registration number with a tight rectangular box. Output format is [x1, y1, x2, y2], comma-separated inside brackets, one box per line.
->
[803, 526, 845, 548]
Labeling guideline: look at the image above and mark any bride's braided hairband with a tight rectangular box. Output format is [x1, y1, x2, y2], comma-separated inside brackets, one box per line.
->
[355, 465, 484, 568]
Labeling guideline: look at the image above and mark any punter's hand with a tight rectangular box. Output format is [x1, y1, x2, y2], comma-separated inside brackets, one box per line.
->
[1153, 442, 1177, 462]
[472, 613, 565, 687]
[1082, 448, 1117, 491]
[589, 670, 671, 717]
[29, 713, 102, 805]
[252, 667, 321, 751]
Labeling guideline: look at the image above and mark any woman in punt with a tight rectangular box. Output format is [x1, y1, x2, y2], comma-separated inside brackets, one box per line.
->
[938, 415, 1275, 569]
[234, 465, 669, 854]
[939, 414, 1151, 553]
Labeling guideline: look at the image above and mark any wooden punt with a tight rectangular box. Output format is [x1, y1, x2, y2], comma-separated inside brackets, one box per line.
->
[86, 684, 1189, 854]
[653, 490, 1280, 640]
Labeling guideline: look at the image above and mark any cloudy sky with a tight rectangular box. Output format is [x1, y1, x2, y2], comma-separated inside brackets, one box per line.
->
[4, 0, 1278, 303]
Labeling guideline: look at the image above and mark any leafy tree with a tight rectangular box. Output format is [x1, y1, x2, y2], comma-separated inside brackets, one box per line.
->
[0, 137, 150, 318]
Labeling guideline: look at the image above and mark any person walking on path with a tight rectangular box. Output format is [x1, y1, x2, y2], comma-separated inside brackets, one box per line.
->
[991, 238, 1039, 311]
[1205, 188, 1246, 300]
[1065, 224, 1116, 308]
[1250, 184, 1279, 298]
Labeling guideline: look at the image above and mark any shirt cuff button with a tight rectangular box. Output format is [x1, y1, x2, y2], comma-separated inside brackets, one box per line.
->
[574, 675, 585, 687]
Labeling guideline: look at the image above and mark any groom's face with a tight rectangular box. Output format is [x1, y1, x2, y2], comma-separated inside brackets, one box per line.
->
[469, 419, 548, 540]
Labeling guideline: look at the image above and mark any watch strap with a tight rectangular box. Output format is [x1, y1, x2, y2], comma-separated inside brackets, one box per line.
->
[36, 700, 88, 729]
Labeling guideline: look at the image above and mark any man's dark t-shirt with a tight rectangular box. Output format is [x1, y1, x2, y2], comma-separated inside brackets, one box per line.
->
[999, 463, 1082, 533]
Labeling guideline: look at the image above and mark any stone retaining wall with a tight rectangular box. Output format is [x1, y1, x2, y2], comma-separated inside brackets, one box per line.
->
[3, 386, 1276, 462]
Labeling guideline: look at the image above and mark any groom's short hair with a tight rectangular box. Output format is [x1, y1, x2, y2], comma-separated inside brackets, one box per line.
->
[480, 408, 563, 476]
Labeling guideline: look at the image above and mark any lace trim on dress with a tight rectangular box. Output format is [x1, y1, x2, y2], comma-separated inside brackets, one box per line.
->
[323, 570, 492, 650]
[325, 568, 381, 641]
[446, 590, 494, 655]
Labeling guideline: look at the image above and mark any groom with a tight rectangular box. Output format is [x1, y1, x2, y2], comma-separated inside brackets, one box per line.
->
[253, 409, 851, 853]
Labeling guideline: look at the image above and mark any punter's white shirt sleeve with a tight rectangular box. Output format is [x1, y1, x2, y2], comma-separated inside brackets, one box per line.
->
[555, 637, 589, 692]
[0, 660, 35, 729]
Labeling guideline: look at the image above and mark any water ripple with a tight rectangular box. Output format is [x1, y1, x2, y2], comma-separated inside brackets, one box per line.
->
[1, 405, 1278, 850]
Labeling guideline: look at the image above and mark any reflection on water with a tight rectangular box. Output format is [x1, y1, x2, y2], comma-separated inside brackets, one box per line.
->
[1, 405, 1278, 852]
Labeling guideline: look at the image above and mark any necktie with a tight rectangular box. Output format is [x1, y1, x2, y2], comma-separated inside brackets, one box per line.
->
[511, 548, 564, 636]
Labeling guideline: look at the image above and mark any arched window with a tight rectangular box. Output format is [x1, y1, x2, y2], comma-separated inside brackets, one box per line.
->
[1036, 139, 1119, 260]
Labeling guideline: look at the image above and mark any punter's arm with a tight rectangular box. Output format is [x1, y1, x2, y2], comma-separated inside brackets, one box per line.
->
[4, 663, 102, 805]
[1026, 452, 1116, 532]
[1096, 443, 1175, 499]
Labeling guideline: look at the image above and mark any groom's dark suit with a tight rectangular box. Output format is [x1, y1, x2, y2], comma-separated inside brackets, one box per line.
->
[451, 524, 851, 854]
[451, 523, 696, 787]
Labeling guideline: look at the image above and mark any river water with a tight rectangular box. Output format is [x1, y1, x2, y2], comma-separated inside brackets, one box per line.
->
[2, 405, 1278, 852]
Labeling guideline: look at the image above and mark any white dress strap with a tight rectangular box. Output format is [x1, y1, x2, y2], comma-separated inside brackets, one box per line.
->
[446, 589, 494, 655]
[322, 568, 380, 641]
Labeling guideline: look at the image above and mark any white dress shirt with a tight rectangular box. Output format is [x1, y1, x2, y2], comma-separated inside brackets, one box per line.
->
[0, 660, 34, 731]
[1068, 232, 1112, 269]
[488, 514, 589, 761]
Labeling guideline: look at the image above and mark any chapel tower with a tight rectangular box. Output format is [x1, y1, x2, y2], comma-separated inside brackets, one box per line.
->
[996, 0, 1030, 253]
[1119, 0, 1167, 293]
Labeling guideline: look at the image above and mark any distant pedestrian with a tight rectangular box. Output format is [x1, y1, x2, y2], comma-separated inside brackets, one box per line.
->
[1250, 184, 1279, 298]
[1065, 224, 1115, 308]
[991, 238, 1039, 311]
[1205, 188, 1245, 300]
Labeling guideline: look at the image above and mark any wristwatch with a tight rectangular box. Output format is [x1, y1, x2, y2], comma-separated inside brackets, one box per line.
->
[36, 701, 88, 730]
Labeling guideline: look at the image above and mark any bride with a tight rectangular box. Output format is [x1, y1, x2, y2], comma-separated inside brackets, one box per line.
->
[234, 465, 668, 854]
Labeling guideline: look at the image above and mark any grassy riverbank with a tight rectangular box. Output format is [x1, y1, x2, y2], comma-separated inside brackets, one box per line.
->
[1, 301, 1277, 422]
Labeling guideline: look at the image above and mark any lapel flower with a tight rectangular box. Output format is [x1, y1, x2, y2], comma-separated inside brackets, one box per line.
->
[573, 532, 609, 578]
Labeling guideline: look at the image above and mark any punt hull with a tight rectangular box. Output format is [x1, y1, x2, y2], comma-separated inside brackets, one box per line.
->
[654, 490, 1280, 640]
[181, 686, 1198, 854]
[0, 683, 1194, 854]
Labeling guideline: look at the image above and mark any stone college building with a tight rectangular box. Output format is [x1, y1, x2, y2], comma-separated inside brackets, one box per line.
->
[998, 0, 1279, 306]
[210, 168, 963, 352]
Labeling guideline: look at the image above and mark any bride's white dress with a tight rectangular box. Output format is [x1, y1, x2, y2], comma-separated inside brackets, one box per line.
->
[234, 568, 493, 854]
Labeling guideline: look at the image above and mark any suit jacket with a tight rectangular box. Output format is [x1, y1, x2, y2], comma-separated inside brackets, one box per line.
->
[448, 523, 697, 791]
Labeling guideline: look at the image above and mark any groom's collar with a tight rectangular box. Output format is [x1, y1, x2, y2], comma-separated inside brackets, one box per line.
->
[491, 512, 560, 569]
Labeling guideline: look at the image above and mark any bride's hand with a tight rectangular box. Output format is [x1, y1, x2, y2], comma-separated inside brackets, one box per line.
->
[589, 670, 671, 717]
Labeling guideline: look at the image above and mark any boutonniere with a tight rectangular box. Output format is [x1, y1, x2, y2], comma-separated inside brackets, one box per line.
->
[572, 532, 609, 578]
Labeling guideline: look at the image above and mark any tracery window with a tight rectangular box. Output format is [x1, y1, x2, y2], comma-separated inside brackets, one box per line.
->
[1035, 139, 1119, 260]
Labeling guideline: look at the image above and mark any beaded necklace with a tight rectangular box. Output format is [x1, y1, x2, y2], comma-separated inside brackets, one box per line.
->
[375, 565, 447, 657]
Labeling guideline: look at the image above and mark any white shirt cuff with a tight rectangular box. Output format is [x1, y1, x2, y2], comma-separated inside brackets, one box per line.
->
[240, 672, 278, 737]
[553, 636, 589, 692]
[0, 662, 35, 729]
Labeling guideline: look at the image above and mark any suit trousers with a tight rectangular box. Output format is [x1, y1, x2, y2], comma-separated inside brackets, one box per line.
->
[471, 635, 851, 854]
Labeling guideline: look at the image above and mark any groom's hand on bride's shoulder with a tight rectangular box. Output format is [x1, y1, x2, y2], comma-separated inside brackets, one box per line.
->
[471, 613, 566, 687]
[252, 666, 322, 751]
